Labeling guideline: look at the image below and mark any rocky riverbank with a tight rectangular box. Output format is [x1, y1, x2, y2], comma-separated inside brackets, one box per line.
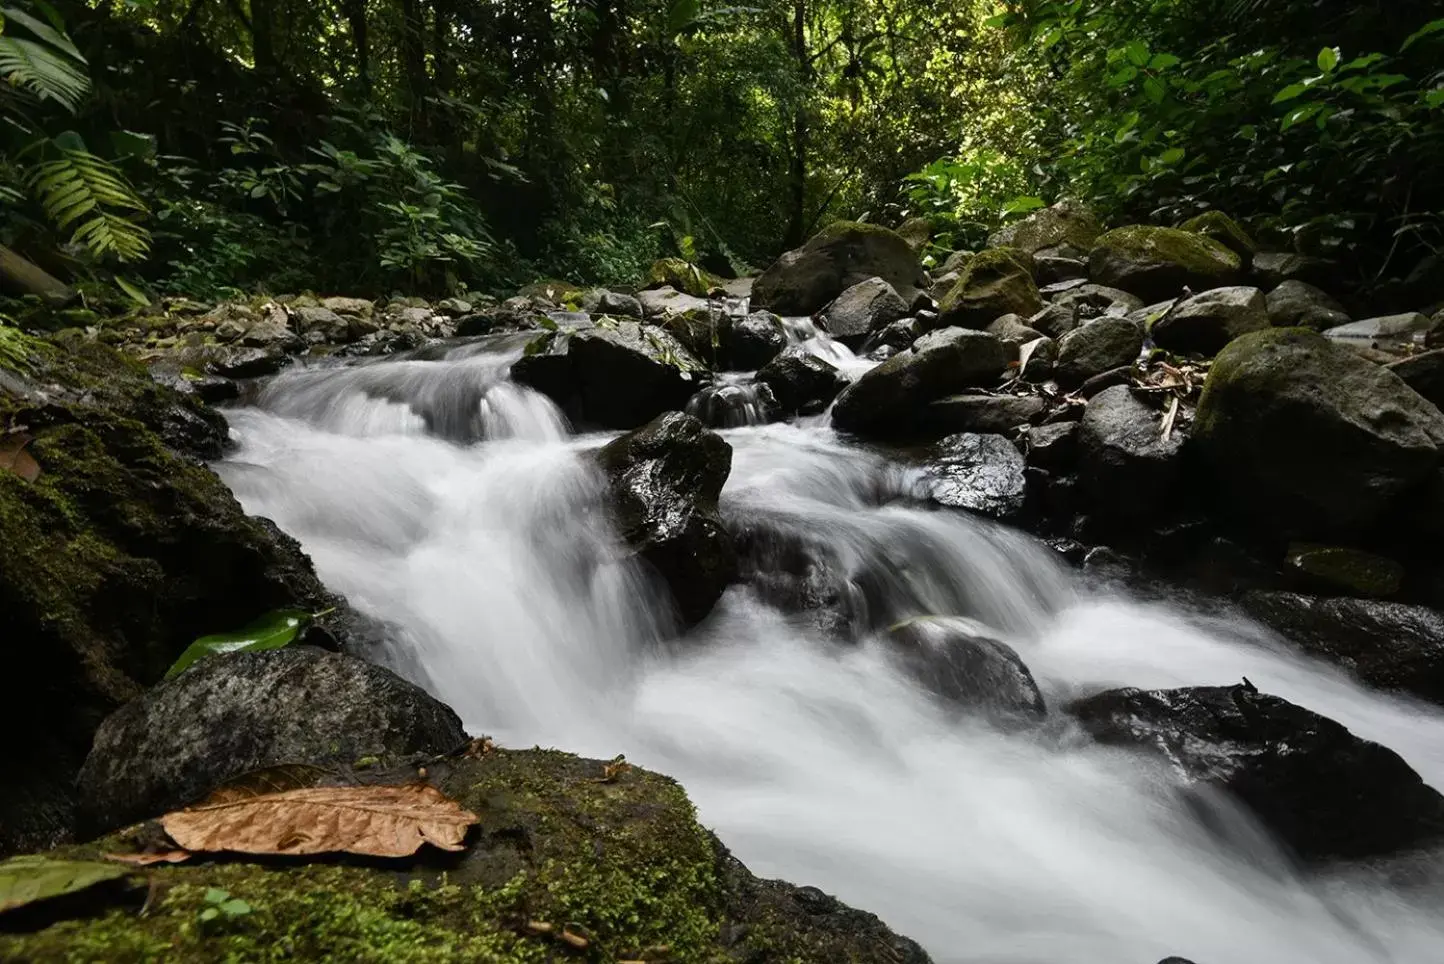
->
[3, 200, 1444, 961]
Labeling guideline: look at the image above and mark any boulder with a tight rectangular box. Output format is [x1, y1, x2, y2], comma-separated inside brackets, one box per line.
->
[885, 617, 1046, 720]
[291, 305, 353, 342]
[1387, 349, 1444, 409]
[0, 336, 345, 853]
[1265, 280, 1350, 330]
[1241, 592, 1444, 706]
[896, 216, 932, 251]
[512, 321, 704, 429]
[726, 311, 789, 370]
[832, 329, 1006, 438]
[1019, 336, 1057, 381]
[1028, 302, 1078, 339]
[77, 649, 465, 832]
[638, 285, 711, 318]
[454, 305, 546, 337]
[581, 289, 645, 319]
[986, 313, 1045, 357]
[1055, 317, 1144, 387]
[940, 250, 975, 275]
[1034, 254, 1089, 286]
[753, 221, 924, 316]
[320, 296, 375, 316]
[1179, 211, 1256, 262]
[1252, 251, 1338, 290]
[1324, 313, 1436, 354]
[937, 248, 1042, 329]
[1089, 226, 1243, 302]
[686, 379, 779, 429]
[1283, 544, 1403, 598]
[1077, 386, 1184, 521]
[597, 413, 736, 626]
[914, 433, 1027, 519]
[823, 277, 909, 342]
[1025, 421, 1079, 472]
[648, 258, 724, 297]
[756, 347, 848, 415]
[1151, 286, 1269, 356]
[987, 201, 1101, 255]
[924, 394, 1047, 437]
[861, 317, 922, 356]
[1070, 682, 1444, 861]
[1193, 328, 1444, 533]
[1050, 283, 1146, 317]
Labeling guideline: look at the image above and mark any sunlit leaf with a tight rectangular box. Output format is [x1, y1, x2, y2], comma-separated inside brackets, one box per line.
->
[0, 856, 128, 914]
[163, 609, 312, 680]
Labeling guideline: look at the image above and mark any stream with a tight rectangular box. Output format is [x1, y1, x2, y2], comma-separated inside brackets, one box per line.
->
[214, 322, 1444, 963]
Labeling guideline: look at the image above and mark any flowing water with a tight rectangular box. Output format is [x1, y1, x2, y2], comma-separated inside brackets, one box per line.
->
[215, 326, 1444, 964]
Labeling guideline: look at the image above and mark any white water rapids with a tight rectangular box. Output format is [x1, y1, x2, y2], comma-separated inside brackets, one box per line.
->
[214, 327, 1444, 963]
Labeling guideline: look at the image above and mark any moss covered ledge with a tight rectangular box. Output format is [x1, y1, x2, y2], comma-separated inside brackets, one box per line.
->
[0, 749, 931, 964]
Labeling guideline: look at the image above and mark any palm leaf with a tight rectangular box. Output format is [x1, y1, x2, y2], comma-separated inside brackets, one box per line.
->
[0, 36, 88, 112]
[27, 149, 151, 261]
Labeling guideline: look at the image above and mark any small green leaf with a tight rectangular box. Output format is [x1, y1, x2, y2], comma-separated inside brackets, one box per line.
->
[0, 856, 129, 914]
[1273, 83, 1309, 104]
[1142, 76, 1166, 104]
[1426, 88, 1444, 109]
[163, 610, 312, 680]
[1402, 18, 1444, 51]
[204, 888, 230, 904]
[199, 907, 219, 922]
[115, 276, 151, 307]
[221, 899, 251, 916]
[1148, 52, 1180, 71]
[1124, 40, 1150, 67]
[1158, 147, 1186, 166]
[1316, 47, 1339, 73]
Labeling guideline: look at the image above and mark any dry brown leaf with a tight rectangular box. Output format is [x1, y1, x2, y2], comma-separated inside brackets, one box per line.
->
[594, 754, 630, 783]
[203, 764, 334, 805]
[0, 433, 40, 483]
[559, 929, 589, 949]
[161, 783, 478, 858]
[103, 850, 192, 867]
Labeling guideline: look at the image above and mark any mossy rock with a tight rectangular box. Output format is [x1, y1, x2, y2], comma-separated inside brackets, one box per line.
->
[753, 221, 924, 316]
[0, 750, 931, 963]
[0, 334, 345, 855]
[1089, 226, 1243, 303]
[1284, 544, 1404, 598]
[937, 247, 1041, 329]
[645, 259, 724, 298]
[516, 280, 585, 306]
[896, 216, 933, 252]
[988, 201, 1101, 255]
[1180, 211, 1257, 263]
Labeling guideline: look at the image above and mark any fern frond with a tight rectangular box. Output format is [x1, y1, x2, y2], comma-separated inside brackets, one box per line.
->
[27, 150, 151, 261]
[0, 36, 88, 112]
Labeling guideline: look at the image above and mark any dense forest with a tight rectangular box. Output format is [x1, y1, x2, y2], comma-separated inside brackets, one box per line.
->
[0, 0, 1440, 303]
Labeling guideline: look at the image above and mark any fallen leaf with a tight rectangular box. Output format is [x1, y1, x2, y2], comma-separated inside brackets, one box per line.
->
[103, 851, 192, 867]
[0, 433, 40, 483]
[163, 609, 312, 680]
[593, 754, 630, 783]
[161, 783, 478, 858]
[0, 856, 130, 913]
[204, 764, 334, 805]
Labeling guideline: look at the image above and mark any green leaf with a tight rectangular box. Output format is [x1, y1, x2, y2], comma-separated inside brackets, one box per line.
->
[1142, 76, 1166, 104]
[1148, 53, 1180, 71]
[1281, 103, 1324, 130]
[163, 610, 312, 681]
[1124, 40, 1150, 67]
[1402, 18, 1444, 51]
[109, 129, 155, 160]
[204, 888, 230, 904]
[0, 5, 83, 62]
[1158, 147, 1186, 166]
[1273, 83, 1309, 104]
[1107, 65, 1137, 87]
[1316, 47, 1339, 73]
[1426, 88, 1444, 109]
[115, 276, 151, 307]
[0, 856, 129, 913]
[666, 0, 699, 34]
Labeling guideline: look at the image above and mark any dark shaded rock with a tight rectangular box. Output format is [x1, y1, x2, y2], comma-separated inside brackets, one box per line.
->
[861, 317, 921, 355]
[1387, 349, 1444, 410]
[1029, 302, 1078, 339]
[0, 337, 344, 854]
[454, 306, 546, 336]
[1070, 682, 1444, 861]
[196, 344, 291, 379]
[1283, 543, 1403, 598]
[726, 311, 788, 370]
[1265, 280, 1350, 330]
[732, 522, 859, 639]
[1325, 313, 1437, 354]
[512, 321, 703, 429]
[832, 329, 1006, 438]
[1018, 336, 1057, 381]
[1025, 421, 1078, 472]
[915, 433, 1027, 519]
[598, 413, 736, 626]
[1078, 386, 1183, 521]
[885, 617, 1046, 720]
[986, 313, 1044, 357]
[1241, 592, 1444, 706]
[756, 346, 848, 415]
[1035, 255, 1088, 286]
[149, 366, 240, 405]
[938, 248, 1042, 329]
[1050, 283, 1145, 316]
[988, 201, 1101, 255]
[77, 649, 465, 833]
[823, 277, 909, 342]
[924, 394, 1047, 436]
[753, 221, 924, 316]
[1152, 286, 1269, 356]
[1180, 211, 1256, 262]
[1055, 317, 1144, 387]
[1089, 226, 1243, 302]
[1193, 328, 1444, 534]
[1252, 252, 1338, 289]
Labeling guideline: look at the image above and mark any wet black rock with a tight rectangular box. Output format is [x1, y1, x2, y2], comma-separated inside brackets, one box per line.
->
[1386, 348, 1444, 410]
[885, 617, 1046, 721]
[1077, 386, 1184, 522]
[77, 648, 466, 833]
[512, 321, 703, 429]
[1025, 421, 1079, 473]
[756, 346, 848, 415]
[916, 433, 1027, 520]
[1241, 592, 1444, 707]
[832, 328, 1006, 438]
[924, 394, 1047, 437]
[726, 311, 789, 370]
[753, 221, 924, 316]
[861, 317, 922, 355]
[1151, 286, 1269, 356]
[1070, 682, 1444, 861]
[823, 277, 909, 343]
[1265, 280, 1350, 331]
[598, 412, 736, 626]
[1055, 317, 1144, 387]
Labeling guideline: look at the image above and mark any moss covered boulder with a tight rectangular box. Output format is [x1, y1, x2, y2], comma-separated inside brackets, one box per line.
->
[753, 221, 924, 316]
[0, 750, 931, 963]
[1194, 328, 1444, 534]
[646, 258, 725, 298]
[1179, 211, 1256, 263]
[0, 333, 346, 855]
[987, 200, 1102, 256]
[937, 247, 1042, 330]
[1089, 226, 1243, 302]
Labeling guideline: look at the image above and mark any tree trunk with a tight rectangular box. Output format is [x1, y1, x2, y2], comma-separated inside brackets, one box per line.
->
[250, 0, 276, 72]
[345, 0, 370, 93]
[0, 245, 72, 302]
[398, 0, 430, 136]
[785, 0, 809, 247]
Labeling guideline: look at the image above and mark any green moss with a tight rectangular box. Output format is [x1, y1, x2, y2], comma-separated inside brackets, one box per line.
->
[1093, 225, 1242, 275]
[1180, 211, 1256, 260]
[805, 220, 904, 249]
[646, 258, 723, 298]
[990, 201, 1101, 254]
[938, 246, 1041, 326]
